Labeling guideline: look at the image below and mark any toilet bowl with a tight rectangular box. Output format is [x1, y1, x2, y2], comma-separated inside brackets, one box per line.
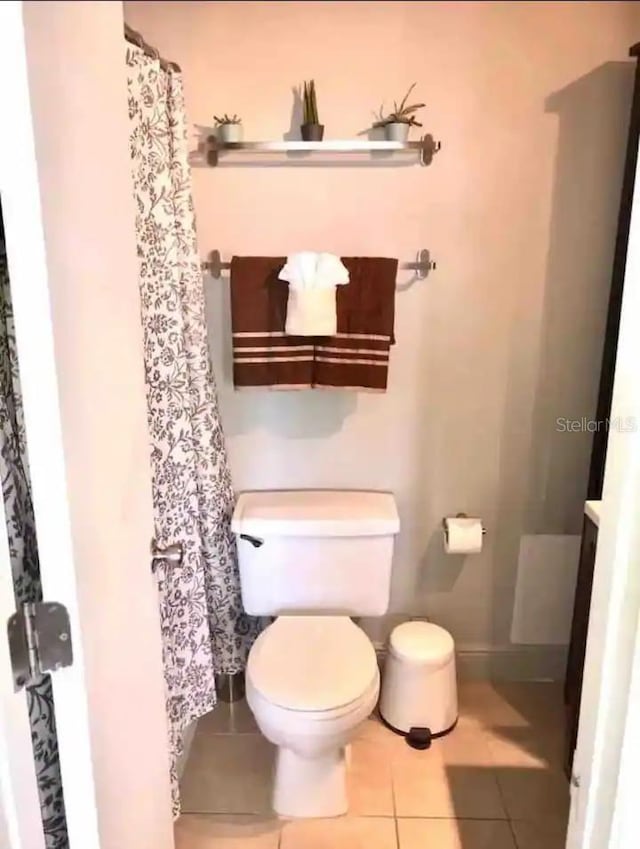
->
[246, 615, 380, 818]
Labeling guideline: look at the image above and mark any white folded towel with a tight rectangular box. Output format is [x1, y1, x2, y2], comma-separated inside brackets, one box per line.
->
[279, 252, 349, 336]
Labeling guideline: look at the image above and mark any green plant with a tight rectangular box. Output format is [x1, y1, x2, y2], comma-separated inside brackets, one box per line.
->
[213, 113, 242, 125]
[302, 80, 320, 125]
[373, 83, 425, 127]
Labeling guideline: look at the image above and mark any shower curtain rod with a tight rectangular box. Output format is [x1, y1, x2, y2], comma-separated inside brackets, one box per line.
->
[124, 23, 181, 73]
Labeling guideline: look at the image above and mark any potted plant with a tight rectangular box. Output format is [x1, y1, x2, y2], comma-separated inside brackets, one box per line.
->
[214, 113, 243, 143]
[373, 83, 425, 142]
[300, 80, 324, 141]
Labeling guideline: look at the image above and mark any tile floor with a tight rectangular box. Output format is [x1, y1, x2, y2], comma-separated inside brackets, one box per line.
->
[177, 681, 570, 849]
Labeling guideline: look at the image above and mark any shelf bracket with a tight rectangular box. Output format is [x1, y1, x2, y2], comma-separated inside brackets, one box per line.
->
[207, 137, 218, 167]
[420, 134, 441, 166]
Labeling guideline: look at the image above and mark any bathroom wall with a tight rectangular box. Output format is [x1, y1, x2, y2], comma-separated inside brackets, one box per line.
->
[125, 0, 640, 676]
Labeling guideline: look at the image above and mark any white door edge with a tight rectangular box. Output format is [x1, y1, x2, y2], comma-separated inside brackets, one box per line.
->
[608, 608, 640, 849]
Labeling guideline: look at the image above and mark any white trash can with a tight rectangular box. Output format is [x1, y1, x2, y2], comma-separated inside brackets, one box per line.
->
[379, 621, 458, 748]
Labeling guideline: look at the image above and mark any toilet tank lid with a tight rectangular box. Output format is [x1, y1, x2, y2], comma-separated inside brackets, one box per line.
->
[231, 490, 400, 537]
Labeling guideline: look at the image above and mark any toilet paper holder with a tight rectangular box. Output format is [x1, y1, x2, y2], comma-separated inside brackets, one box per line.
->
[441, 513, 487, 540]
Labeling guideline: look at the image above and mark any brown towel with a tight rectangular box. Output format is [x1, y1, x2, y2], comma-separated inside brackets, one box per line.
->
[230, 256, 314, 389]
[314, 257, 398, 391]
[230, 255, 397, 391]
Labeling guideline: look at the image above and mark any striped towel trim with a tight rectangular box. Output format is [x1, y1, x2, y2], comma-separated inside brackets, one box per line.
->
[315, 356, 388, 367]
[315, 346, 389, 357]
[234, 345, 314, 353]
[233, 355, 315, 364]
[234, 383, 313, 391]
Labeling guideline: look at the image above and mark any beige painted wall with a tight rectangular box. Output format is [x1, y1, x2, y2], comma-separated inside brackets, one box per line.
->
[125, 0, 639, 668]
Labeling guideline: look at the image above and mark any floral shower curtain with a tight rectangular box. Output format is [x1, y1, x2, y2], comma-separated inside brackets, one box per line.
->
[126, 46, 259, 813]
[0, 210, 68, 848]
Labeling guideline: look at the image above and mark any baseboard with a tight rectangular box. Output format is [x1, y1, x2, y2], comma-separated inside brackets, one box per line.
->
[374, 642, 567, 682]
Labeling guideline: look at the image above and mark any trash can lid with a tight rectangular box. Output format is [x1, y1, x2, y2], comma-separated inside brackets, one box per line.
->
[389, 621, 455, 667]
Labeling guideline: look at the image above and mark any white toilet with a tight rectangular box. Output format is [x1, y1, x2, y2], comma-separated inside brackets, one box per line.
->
[231, 490, 399, 818]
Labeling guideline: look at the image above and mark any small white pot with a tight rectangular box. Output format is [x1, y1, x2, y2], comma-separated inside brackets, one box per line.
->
[216, 123, 243, 143]
[384, 122, 410, 142]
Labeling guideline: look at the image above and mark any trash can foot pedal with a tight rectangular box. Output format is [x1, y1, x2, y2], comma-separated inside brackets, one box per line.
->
[406, 726, 432, 750]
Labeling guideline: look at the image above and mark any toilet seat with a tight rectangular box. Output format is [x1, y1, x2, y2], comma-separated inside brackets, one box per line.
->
[247, 616, 379, 715]
[247, 671, 379, 732]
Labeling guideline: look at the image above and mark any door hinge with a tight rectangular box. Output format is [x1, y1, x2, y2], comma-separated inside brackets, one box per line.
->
[7, 602, 73, 691]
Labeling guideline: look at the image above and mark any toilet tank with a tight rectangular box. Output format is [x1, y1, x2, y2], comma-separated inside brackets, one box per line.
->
[231, 490, 400, 616]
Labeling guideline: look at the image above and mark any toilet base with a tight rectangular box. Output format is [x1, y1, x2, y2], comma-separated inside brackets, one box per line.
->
[273, 746, 348, 818]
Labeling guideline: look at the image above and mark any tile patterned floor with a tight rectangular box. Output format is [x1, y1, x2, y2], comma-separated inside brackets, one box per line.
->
[177, 682, 570, 849]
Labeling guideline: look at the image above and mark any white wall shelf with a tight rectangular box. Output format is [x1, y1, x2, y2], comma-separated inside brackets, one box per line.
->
[202, 134, 441, 166]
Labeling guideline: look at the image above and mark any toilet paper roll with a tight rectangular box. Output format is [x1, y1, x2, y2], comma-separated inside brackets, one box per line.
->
[443, 516, 483, 554]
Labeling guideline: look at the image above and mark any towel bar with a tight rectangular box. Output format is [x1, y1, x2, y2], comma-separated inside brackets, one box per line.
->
[201, 249, 436, 280]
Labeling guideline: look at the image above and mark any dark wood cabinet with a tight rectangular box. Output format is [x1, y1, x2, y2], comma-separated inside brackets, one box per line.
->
[564, 515, 598, 777]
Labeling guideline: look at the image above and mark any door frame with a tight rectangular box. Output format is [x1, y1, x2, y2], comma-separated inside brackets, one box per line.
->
[0, 4, 101, 847]
[0, 3, 173, 849]
[0, 489, 46, 849]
